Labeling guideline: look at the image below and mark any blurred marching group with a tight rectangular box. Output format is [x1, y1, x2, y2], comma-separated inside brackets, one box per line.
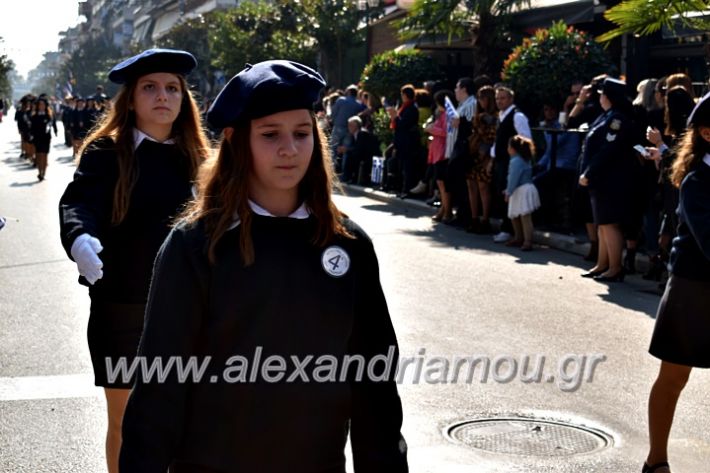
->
[321, 72, 709, 285]
[10, 87, 110, 181]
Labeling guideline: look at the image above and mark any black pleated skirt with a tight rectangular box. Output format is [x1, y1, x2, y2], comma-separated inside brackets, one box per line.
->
[649, 274, 710, 368]
[87, 301, 146, 388]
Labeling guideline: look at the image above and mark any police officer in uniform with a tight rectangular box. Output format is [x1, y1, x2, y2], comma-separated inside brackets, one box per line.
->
[579, 77, 635, 281]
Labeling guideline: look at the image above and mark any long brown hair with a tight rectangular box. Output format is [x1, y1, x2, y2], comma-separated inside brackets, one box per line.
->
[181, 113, 352, 266]
[670, 126, 709, 188]
[78, 74, 210, 225]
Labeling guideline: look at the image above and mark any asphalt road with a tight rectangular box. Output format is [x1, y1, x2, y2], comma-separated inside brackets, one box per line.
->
[1, 119, 708, 472]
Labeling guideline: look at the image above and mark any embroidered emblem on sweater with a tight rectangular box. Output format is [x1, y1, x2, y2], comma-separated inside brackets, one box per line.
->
[322, 246, 350, 277]
[609, 119, 621, 131]
[606, 133, 617, 142]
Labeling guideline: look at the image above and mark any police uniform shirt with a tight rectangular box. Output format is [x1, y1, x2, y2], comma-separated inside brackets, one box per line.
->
[119, 213, 408, 473]
[580, 110, 631, 186]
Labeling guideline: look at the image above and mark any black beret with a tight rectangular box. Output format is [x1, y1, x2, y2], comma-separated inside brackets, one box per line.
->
[206, 60, 326, 129]
[688, 91, 710, 127]
[108, 48, 197, 85]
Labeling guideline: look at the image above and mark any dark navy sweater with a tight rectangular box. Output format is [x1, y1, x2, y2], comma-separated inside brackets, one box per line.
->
[669, 158, 710, 281]
[119, 215, 408, 473]
[59, 138, 193, 303]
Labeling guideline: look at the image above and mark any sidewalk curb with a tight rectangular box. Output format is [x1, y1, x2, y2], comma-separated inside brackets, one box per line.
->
[340, 184, 652, 271]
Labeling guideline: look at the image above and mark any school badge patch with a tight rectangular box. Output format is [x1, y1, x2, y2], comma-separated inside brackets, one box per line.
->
[606, 133, 617, 142]
[322, 246, 350, 277]
[609, 119, 621, 131]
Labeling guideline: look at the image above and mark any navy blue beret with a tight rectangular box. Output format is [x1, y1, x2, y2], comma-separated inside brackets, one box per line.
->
[206, 60, 326, 129]
[688, 91, 710, 127]
[108, 48, 197, 85]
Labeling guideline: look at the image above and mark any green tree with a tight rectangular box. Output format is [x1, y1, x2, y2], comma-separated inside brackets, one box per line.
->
[501, 21, 612, 117]
[360, 49, 443, 103]
[598, 0, 710, 42]
[0, 38, 14, 99]
[298, 0, 368, 87]
[59, 35, 122, 97]
[396, 0, 530, 78]
[208, 1, 317, 79]
[157, 15, 212, 96]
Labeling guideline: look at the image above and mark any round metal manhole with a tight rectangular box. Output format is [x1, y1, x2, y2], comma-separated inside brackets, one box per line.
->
[444, 417, 613, 457]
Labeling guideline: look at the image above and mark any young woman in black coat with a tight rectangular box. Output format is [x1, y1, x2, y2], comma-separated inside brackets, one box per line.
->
[119, 60, 408, 473]
[29, 97, 57, 181]
[59, 49, 209, 473]
[642, 92, 710, 473]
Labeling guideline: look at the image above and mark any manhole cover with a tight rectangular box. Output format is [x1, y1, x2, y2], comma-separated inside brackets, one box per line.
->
[445, 417, 613, 457]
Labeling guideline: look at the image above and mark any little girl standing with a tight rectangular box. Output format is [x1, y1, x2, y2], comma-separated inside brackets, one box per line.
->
[504, 135, 540, 251]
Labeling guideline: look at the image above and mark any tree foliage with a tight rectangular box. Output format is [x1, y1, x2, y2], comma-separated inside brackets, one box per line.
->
[157, 16, 213, 96]
[598, 0, 710, 42]
[360, 49, 443, 104]
[395, 0, 530, 78]
[298, 0, 368, 87]
[0, 37, 14, 99]
[501, 21, 612, 118]
[208, 1, 317, 79]
[60, 35, 123, 97]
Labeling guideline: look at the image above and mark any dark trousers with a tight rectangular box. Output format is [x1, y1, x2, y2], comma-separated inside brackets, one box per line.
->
[492, 156, 513, 233]
[448, 155, 472, 224]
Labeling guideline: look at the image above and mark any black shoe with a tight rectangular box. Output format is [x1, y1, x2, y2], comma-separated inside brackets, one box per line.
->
[465, 218, 480, 234]
[444, 216, 468, 228]
[594, 269, 625, 282]
[642, 461, 670, 473]
[581, 268, 607, 278]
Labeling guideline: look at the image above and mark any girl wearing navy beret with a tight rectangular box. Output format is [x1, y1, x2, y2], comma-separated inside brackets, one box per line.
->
[643, 92, 710, 473]
[119, 60, 408, 473]
[59, 49, 209, 473]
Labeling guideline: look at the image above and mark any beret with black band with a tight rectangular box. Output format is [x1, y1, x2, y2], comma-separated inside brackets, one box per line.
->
[108, 48, 197, 85]
[688, 91, 710, 127]
[206, 60, 326, 129]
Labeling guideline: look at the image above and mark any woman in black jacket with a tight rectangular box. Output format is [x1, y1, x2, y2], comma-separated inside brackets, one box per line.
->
[642, 92, 710, 473]
[59, 49, 209, 473]
[119, 60, 408, 473]
[29, 97, 57, 181]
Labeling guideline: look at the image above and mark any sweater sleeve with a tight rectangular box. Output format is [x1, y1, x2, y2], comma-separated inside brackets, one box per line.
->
[119, 227, 209, 473]
[58, 142, 117, 260]
[349, 235, 408, 473]
[679, 174, 710, 261]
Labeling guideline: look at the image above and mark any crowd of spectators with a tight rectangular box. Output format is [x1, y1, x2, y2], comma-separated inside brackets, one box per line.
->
[317, 73, 709, 287]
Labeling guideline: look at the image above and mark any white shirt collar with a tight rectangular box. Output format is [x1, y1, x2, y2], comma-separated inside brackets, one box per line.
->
[133, 128, 175, 150]
[703, 153, 710, 167]
[227, 200, 311, 230]
[248, 200, 310, 219]
[499, 104, 516, 121]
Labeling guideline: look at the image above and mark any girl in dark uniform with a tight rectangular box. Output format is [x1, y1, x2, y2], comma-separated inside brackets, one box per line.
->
[579, 78, 635, 282]
[59, 49, 209, 473]
[642, 92, 710, 473]
[119, 60, 408, 473]
[30, 97, 57, 181]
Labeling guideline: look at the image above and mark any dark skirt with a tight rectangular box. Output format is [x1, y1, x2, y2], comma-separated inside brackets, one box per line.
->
[649, 274, 710, 368]
[589, 188, 629, 225]
[34, 137, 51, 154]
[87, 301, 146, 388]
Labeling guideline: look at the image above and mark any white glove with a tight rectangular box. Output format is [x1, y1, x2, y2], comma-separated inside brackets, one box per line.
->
[70, 233, 104, 285]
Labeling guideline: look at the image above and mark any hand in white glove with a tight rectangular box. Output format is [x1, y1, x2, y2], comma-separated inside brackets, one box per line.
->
[70, 233, 104, 285]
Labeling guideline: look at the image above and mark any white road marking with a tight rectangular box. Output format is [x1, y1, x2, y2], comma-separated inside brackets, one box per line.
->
[0, 374, 103, 401]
